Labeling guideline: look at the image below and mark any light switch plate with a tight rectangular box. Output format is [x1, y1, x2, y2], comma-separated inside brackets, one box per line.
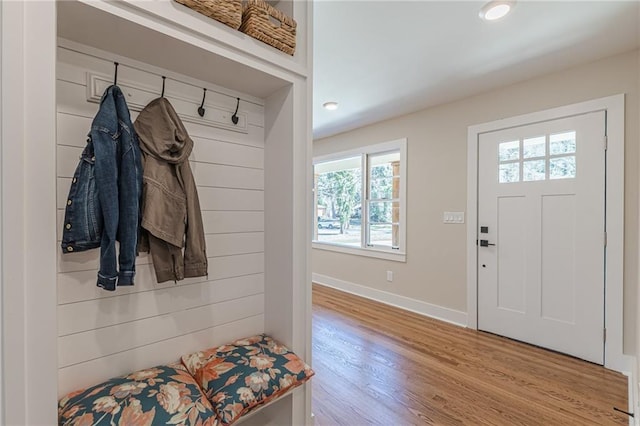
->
[443, 211, 465, 224]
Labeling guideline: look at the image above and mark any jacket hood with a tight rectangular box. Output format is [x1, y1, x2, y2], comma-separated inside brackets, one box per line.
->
[134, 97, 193, 164]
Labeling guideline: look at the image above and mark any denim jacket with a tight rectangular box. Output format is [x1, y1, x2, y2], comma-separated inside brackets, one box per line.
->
[61, 85, 143, 291]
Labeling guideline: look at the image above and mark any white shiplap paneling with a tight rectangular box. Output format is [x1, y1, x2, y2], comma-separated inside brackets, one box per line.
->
[192, 161, 264, 190]
[57, 79, 265, 149]
[57, 313, 264, 396]
[58, 183, 265, 214]
[57, 243, 151, 274]
[57, 112, 265, 168]
[199, 188, 264, 211]
[201, 211, 264, 232]
[56, 113, 91, 148]
[56, 145, 83, 178]
[57, 145, 264, 186]
[207, 252, 264, 281]
[58, 210, 261, 275]
[56, 46, 265, 127]
[206, 232, 264, 257]
[56, 46, 265, 397]
[58, 282, 264, 367]
[191, 136, 264, 169]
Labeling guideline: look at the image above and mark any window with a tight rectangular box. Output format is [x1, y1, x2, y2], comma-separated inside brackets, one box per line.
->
[498, 131, 576, 183]
[313, 139, 407, 261]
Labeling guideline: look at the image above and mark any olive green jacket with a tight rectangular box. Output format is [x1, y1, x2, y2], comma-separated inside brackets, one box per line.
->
[134, 97, 207, 283]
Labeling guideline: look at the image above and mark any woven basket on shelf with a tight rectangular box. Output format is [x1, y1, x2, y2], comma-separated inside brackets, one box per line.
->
[174, 0, 242, 30]
[240, 0, 297, 55]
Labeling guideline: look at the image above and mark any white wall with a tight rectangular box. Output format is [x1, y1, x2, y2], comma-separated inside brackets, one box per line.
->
[56, 45, 267, 396]
[313, 49, 639, 354]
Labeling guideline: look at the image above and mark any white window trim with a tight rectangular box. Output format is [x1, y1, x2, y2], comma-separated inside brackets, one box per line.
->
[313, 138, 407, 262]
[312, 241, 406, 262]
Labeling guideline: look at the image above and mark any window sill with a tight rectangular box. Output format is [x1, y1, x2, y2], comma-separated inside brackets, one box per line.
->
[312, 242, 406, 262]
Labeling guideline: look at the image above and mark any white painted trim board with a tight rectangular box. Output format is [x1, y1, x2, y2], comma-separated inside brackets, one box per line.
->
[312, 273, 467, 327]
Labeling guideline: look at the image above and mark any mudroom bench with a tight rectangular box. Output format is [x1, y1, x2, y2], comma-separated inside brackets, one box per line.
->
[58, 334, 314, 425]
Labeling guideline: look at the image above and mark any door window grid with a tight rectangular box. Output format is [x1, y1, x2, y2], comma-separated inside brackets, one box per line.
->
[498, 131, 576, 183]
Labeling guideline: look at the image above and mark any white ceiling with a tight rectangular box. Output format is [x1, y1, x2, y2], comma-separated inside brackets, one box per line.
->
[313, 1, 640, 139]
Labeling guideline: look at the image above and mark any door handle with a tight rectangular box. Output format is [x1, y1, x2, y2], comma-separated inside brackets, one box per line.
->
[479, 239, 496, 247]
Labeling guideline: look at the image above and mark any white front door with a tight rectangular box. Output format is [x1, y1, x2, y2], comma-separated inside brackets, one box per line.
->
[477, 111, 606, 364]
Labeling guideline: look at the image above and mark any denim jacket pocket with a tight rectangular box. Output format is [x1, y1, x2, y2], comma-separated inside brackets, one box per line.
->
[84, 158, 103, 242]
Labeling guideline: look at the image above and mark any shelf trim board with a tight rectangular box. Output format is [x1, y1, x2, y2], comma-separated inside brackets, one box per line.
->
[58, 38, 266, 106]
[76, 0, 308, 81]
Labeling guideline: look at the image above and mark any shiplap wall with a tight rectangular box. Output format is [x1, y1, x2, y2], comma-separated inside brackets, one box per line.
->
[56, 44, 266, 396]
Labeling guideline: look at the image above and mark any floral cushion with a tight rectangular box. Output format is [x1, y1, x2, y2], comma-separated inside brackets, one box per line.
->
[181, 334, 314, 425]
[58, 362, 219, 426]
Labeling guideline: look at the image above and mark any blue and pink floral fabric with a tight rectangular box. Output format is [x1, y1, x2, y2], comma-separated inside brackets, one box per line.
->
[181, 334, 315, 425]
[58, 363, 219, 426]
[58, 335, 314, 426]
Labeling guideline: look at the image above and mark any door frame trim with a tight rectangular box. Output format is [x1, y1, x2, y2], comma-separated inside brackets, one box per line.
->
[466, 94, 629, 373]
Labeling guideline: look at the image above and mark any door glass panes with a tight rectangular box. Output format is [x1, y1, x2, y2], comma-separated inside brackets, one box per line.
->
[523, 160, 545, 181]
[523, 136, 545, 158]
[550, 131, 576, 155]
[499, 162, 520, 183]
[499, 141, 519, 161]
[499, 131, 577, 184]
[550, 156, 576, 179]
[499, 140, 520, 183]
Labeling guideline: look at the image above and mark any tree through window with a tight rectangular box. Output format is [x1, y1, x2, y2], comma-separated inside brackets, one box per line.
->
[313, 139, 406, 258]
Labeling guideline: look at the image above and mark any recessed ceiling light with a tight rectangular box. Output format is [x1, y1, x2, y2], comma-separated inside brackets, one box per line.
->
[323, 101, 339, 111]
[479, 1, 515, 21]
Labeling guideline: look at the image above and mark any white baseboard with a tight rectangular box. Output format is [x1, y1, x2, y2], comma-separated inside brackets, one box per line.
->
[312, 273, 467, 327]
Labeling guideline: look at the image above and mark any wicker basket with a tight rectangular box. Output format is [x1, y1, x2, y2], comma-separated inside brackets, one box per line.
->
[240, 0, 296, 55]
[174, 0, 242, 30]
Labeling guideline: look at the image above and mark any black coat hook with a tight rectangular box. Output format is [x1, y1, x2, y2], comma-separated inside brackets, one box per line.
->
[231, 97, 240, 125]
[161, 76, 166, 98]
[113, 62, 119, 85]
[198, 88, 207, 117]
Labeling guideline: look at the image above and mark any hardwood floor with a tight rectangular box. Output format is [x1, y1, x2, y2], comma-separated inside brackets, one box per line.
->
[311, 284, 629, 426]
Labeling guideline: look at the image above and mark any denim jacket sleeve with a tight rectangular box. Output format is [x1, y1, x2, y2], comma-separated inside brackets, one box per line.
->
[116, 127, 143, 286]
[92, 86, 142, 291]
[92, 120, 120, 290]
[179, 160, 208, 278]
[60, 138, 103, 254]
